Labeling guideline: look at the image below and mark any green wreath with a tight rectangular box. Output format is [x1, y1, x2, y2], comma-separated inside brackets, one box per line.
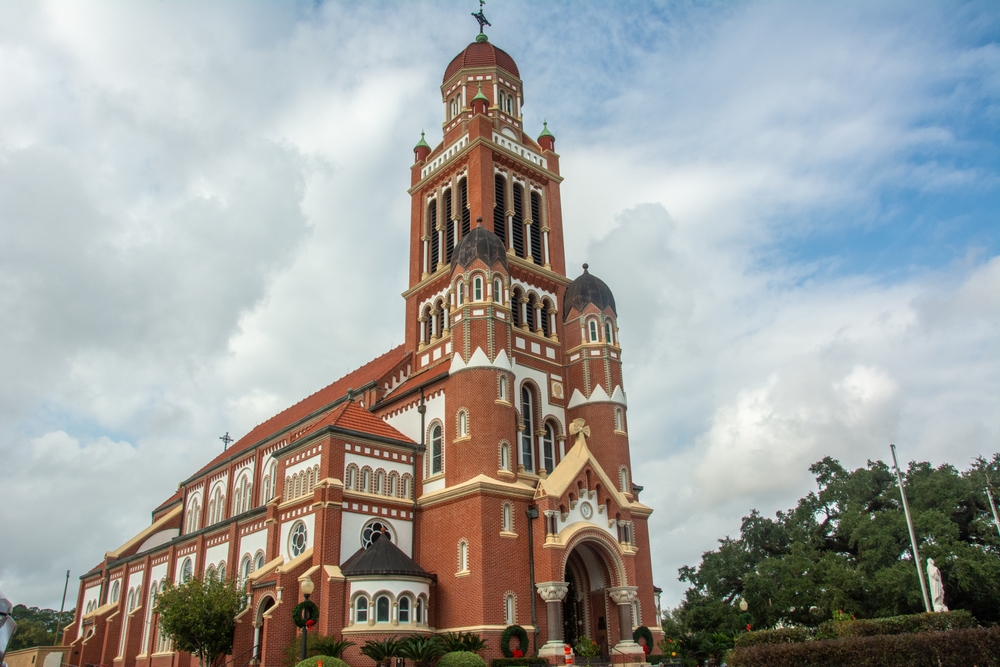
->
[500, 625, 528, 658]
[292, 600, 319, 629]
[632, 626, 654, 648]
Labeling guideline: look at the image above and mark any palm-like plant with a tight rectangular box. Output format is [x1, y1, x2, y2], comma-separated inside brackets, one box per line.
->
[311, 637, 355, 659]
[361, 638, 400, 667]
[398, 636, 445, 667]
[459, 633, 487, 653]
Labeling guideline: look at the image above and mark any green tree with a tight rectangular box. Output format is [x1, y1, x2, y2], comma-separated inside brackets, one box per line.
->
[154, 572, 246, 667]
[675, 455, 1000, 635]
[9, 606, 75, 650]
[397, 636, 444, 667]
[360, 638, 400, 667]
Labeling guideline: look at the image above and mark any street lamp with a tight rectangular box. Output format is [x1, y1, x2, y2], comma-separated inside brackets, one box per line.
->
[300, 578, 315, 662]
[739, 599, 748, 612]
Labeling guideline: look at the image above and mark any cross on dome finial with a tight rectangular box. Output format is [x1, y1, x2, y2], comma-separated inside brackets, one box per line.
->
[472, 0, 491, 38]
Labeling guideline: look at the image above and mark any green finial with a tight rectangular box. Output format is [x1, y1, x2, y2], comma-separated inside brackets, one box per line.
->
[476, 32, 489, 42]
[538, 120, 554, 139]
[472, 83, 489, 104]
[415, 130, 430, 150]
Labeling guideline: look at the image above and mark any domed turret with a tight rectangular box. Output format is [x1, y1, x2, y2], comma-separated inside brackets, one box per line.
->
[451, 220, 508, 271]
[563, 264, 616, 320]
[443, 36, 520, 84]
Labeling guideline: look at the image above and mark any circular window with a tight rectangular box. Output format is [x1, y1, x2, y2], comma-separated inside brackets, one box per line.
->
[580, 502, 593, 520]
[362, 520, 393, 549]
[289, 521, 308, 557]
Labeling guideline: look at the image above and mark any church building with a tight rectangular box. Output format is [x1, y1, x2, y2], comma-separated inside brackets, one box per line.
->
[62, 26, 662, 667]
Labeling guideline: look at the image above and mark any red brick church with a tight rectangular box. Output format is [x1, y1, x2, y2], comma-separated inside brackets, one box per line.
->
[62, 26, 663, 667]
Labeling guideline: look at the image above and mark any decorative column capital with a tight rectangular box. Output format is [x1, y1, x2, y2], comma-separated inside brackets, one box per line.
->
[607, 585, 638, 605]
[535, 581, 569, 602]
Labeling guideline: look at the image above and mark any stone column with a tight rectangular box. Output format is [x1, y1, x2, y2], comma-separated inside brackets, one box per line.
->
[536, 581, 569, 657]
[607, 587, 644, 657]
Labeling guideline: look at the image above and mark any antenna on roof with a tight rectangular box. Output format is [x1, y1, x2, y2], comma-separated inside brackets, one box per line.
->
[472, 0, 491, 36]
[220, 432, 234, 451]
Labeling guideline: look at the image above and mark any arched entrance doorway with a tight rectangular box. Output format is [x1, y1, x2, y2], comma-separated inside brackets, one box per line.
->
[253, 595, 275, 665]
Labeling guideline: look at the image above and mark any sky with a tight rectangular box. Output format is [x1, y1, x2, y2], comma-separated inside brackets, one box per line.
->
[1, 0, 998, 612]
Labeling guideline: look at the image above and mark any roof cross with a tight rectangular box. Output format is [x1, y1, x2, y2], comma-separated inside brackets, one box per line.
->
[220, 431, 234, 451]
[472, 0, 491, 34]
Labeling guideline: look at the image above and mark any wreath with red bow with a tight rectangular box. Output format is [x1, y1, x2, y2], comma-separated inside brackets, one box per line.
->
[292, 600, 319, 629]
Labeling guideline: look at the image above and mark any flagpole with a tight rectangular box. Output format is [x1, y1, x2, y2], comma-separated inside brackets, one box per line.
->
[890, 444, 932, 613]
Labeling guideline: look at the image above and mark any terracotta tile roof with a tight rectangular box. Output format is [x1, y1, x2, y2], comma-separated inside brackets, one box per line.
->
[294, 400, 414, 445]
[444, 40, 520, 83]
[187, 345, 410, 481]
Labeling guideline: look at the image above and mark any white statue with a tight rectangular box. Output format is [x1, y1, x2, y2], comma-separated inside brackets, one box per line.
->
[926, 558, 948, 612]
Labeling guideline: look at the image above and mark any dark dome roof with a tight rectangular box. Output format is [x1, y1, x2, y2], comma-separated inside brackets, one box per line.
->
[563, 264, 617, 321]
[451, 225, 509, 271]
[341, 534, 430, 578]
[444, 39, 520, 83]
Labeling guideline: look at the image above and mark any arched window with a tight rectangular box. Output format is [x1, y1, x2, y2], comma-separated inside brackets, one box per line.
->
[241, 556, 252, 584]
[362, 468, 372, 493]
[355, 597, 368, 623]
[458, 410, 468, 437]
[376, 596, 390, 623]
[511, 287, 523, 328]
[254, 552, 265, 571]
[520, 387, 535, 472]
[620, 467, 629, 493]
[589, 319, 599, 342]
[541, 299, 552, 337]
[456, 279, 464, 305]
[233, 474, 251, 515]
[502, 503, 512, 532]
[346, 464, 357, 490]
[498, 90, 506, 110]
[218, 562, 226, 581]
[505, 594, 516, 625]
[615, 408, 624, 432]
[208, 485, 225, 525]
[375, 470, 385, 495]
[494, 277, 503, 304]
[542, 423, 555, 474]
[428, 201, 439, 271]
[434, 298, 445, 337]
[110, 580, 120, 604]
[526, 294, 536, 330]
[415, 598, 423, 624]
[494, 174, 507, 247]
[185, 496, 200, 534]
[458, 540, 469, 572]
[474, 276, 483, 301]
[421, 305, 433, 344]
[388, 472, 398, 497]
[460, 178, 470, 235]
[430, 423, 443, 476]
[450, 97, 459, 119]
[444, 188, 455, 262]
[605, 319, 614, 344]
[499, 442, 510, 471]
[206, 565, 217, 580]
[142, 582, 158, 654]
[498, 373, 507, 401]
[398, 596, 411, 623]
[529, 191, 542, 265]
[181, 558, 193, 583]
[401, 474, 413, 499]
[512, 183, 525, 258]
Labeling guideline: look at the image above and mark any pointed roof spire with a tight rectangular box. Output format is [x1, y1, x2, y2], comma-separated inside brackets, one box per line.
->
[539, 120, 554, 139]
[472, 82, 489, 104]
[414, 130, 430, 150]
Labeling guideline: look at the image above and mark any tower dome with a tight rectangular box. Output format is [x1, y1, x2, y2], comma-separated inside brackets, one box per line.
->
[443, 36, 520, 83]
[451, 223, 508, 271]
[563, 264, 617, 320]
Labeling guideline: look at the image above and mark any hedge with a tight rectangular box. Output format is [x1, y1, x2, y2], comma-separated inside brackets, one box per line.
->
[727, 625, 1000, 667]
[734, 627, 815, 648]
[295, 656, 349, 667]
[815, 610, 976, 639]
[490, 658, 550, 667]
[439, 652, 487, 667]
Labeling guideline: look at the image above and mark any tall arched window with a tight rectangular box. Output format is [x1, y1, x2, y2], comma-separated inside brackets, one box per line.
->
[502, 503, 512, 532]
[615, 408, 624, 432]
[541, 299, 552, 337]
[428, 201, 439, 271]
[474, 276, 483, 301]
[526, 294, 536, 330]
[511, 288, 523, 328]
[398, 596, 411, 623]
[505, 594, 515, 625]
[376, 596, 391, 623]
[512, 183, 525, 257]
[233, 474, 251, 515]
[450, 98, 458, 118]
[401, 474, 413, 499]
[142, 582, 158, 655]
[254, 552, 265, 571]
[241, 555, 252, 584]
[458, 410, 468, 437]
[620, 467, 629, 493]
[362, 468, 372, 493]
[493, 174, 507, 247]
[542, 423, 555, 474]
[208, 486, 225, 525]
[494, 277, 503, 304]
[499, 442, 510, 471]
[355, 597, 368, 623]
[498, 373, 507, 401]
[110, 580, 120, 604]
[444, 188, 455, 262]
[460, 178, 471, 236]
[346, 465, 357, 490]
[388, 472, 398, 497]
[430, 424, 443, 475]
[375, 470, 385, 495]
[181, 558, 193, 583]
[456, 280, 464, 305]
[589, 319, 599, 342]
[434, 298, 445, 337]
[520, 387, 535, 472]
[415, 598, 423, 624]
[529, 191, 542, 265]
[185, 496, 201, 534]
[458, 540, 469, 572]
[605, 319, 614, 344]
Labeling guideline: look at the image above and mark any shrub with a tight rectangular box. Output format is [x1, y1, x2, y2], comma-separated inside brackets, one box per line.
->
[438, 651, 487, 667]
[815, 610, 976, 639]
[734, 627, 814, 648]
[727, 625, 1000, 667]
[295, 656, 349, 667]
[490, 659, 549, 667]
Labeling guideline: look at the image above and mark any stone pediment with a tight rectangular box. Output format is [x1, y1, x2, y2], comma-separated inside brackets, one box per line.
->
[534, 419, 630, 512]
